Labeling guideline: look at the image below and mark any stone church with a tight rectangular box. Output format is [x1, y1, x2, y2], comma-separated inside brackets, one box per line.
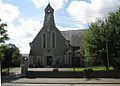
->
[29, 3, 84, 67]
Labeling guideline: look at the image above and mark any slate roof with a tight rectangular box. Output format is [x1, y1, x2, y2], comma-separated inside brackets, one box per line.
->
[61, 29, 86, 50]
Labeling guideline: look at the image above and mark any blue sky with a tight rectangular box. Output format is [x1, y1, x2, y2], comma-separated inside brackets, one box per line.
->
[0, 0, 120, 54]
[1, 0, 86, 28]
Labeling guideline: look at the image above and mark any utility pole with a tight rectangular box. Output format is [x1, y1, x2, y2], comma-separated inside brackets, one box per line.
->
[72, 45, 75, 72]
[106, 42, 109, 70]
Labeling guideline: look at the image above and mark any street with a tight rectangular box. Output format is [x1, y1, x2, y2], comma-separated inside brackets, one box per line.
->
[2, 83, 120, 86]
[2, 78, 120, 86]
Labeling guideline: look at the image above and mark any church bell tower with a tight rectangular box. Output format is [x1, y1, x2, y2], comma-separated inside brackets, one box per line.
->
[43, 3, 55, 27]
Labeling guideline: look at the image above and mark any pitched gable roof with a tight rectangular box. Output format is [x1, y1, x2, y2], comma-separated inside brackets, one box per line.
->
[61, 29, 86, 50]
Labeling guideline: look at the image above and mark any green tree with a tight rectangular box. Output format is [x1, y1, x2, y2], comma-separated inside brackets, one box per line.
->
[0, 45, 6, 61]
[12, 47, 21, 66]
[0, 19, 9, 61]
[2, 44, 21, 67]
[1, 44, 20, 75]
[0, 19, 9, 43]
[106, 8, 120, 70]
[84, 8, 120, 70]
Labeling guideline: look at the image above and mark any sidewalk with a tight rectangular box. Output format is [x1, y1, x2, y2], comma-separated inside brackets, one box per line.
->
[7, 78, 120, 84]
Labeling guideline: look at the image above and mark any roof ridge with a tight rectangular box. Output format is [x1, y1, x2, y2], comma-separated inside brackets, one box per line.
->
[61, 29, 86, 32]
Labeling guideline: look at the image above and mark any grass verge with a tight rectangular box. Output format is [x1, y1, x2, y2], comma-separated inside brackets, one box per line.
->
[70, 66, 113, 71]
[2, 67, 9, 75]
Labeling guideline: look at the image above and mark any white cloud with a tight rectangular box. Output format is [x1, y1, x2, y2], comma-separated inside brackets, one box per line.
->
[31, 0, 68, 10]
[0, 0, 70, 54]
[0, 1, 34, 54]
[0, 2, 20, 23]
[6, 18, 42, 54]
[18, 18, 42, 38]
[57, 24, 86, 31]
[67, 0, 120, 24]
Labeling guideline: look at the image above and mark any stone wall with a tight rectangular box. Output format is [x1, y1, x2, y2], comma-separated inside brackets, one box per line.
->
[26, 70, 120, 78]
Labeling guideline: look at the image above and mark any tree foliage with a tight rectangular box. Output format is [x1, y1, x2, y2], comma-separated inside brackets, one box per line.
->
[0, 19, 9, 43]
[0, 45, 6, 61]
[0, 19, 9, 61]
[2, 44, 21, 67]
[83, 8, 120, 70]
[12, 47, 21, 66]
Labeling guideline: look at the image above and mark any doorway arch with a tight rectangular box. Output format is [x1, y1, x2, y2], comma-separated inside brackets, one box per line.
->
[47, 56, 53, 66]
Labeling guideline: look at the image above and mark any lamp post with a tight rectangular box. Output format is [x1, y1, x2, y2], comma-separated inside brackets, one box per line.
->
[21, 57, 28, 77]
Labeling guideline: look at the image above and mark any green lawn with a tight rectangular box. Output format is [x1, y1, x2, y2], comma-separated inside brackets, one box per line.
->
[2, 67, 17, 72]
[2, 68, 8, 72]
[2, 68, 9, 75]
[71, 66, 113, 71]
[91, 66, 113, 70]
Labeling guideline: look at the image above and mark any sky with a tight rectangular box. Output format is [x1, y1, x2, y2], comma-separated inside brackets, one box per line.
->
[0, 0, 120, 54]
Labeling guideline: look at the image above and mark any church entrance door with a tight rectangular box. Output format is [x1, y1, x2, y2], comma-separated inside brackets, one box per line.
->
[47, 56, 52, 66]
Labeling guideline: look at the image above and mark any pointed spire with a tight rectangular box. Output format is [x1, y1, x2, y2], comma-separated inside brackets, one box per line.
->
[43, 3, 55, 26]
[45, 2, 54, 14]
[48, 0, 50, 4]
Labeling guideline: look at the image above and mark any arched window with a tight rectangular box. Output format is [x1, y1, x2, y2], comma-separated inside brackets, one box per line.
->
[52, 32, 55, 48]
[43, 33, 46, 48]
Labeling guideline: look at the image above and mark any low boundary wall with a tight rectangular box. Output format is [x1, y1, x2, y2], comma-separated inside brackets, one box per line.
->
[26, 70, 120, 78]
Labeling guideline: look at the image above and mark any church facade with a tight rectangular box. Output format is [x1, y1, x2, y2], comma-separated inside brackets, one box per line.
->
[29, 4, 84, 67]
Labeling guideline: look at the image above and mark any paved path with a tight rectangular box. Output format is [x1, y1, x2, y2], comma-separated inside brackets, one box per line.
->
[28, 68, 74, 71]
[9, 67, 77, 72]
[7, 78, 120, 84]
[2, 78, 120, 86]
[9, 67, 21, 74]
[2, 83, 120, 86]
[2, 77, 120, 86]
